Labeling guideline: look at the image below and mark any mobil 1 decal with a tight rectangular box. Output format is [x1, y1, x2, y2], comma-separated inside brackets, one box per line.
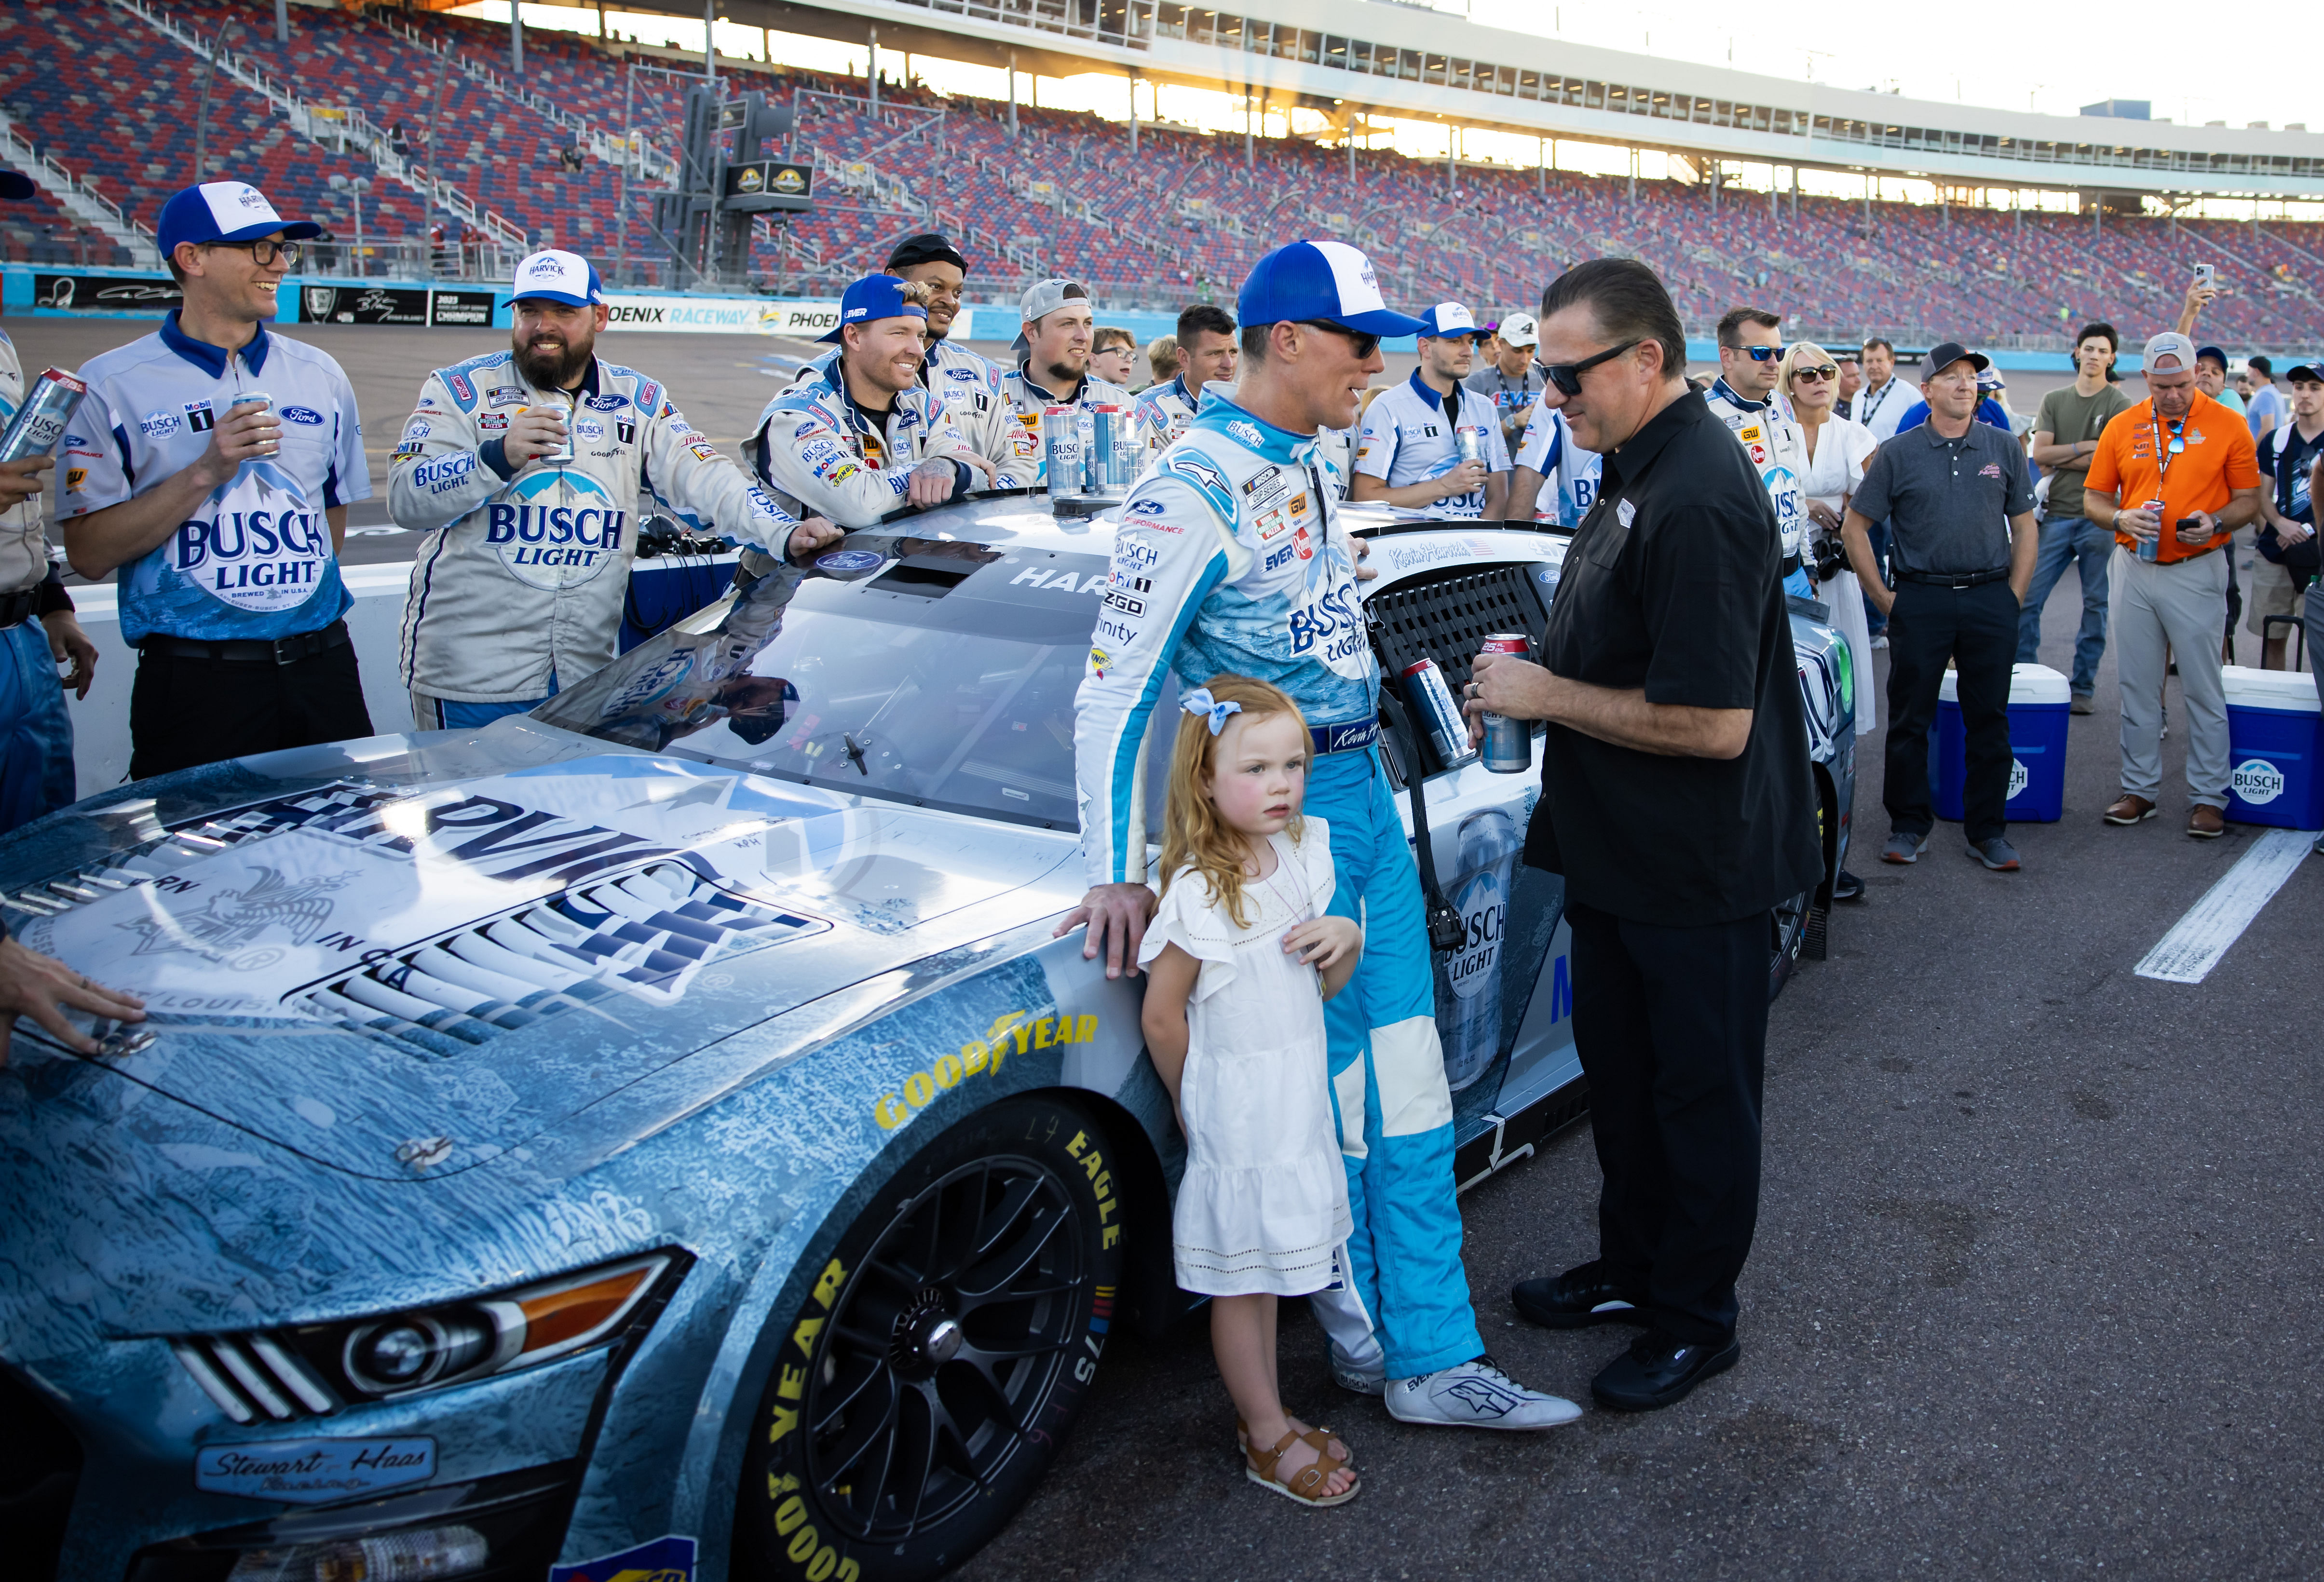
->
[177, 459, 334, 613]
[486, 468, 629, 591]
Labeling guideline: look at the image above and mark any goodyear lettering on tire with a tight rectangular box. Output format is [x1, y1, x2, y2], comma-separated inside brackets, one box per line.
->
[762, 1256, 858, 1582]
[872, 1009, 1101, 1132]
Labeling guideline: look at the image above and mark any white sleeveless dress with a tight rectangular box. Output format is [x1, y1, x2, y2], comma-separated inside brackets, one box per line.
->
[1138, 821, 1354, 1298]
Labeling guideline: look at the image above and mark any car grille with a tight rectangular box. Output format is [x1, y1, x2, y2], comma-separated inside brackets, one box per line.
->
[169, 1332, 345, 1425]
[1365, 562, 1553, 695]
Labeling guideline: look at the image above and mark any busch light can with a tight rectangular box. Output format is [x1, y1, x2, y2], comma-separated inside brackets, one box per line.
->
[1089, 406, 1121, 492]
[1074, 409, 1098, 492]
[1042, 406, 1078, 492]
[2137, 498, 2165, 562]
[0, 367, 88, 464]
[1455, 425, 1481, 465]
[1401, 658, 1478, 771]
[1477, 633, 1533, 773]
[235, 390, 278, 454]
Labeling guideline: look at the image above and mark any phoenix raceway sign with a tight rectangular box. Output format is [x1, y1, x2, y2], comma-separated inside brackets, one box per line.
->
[599, 294, 839, 337]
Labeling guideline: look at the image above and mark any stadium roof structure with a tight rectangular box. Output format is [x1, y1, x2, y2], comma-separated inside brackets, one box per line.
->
[553, 0, 2324, 202]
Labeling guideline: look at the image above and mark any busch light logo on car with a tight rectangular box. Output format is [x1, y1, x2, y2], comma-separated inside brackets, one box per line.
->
[1441, 808, 1520, 1092]
[173, 459, 334, 614]
[484, 469, 627, 590]
[2231, 758, 2286, 805]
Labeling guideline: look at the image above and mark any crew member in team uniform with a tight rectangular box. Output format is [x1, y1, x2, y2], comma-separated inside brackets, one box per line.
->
[998, 278, 1143, 484]
[1066, 240, 1577, 1431]
[1135, 304, 1239, 450]
[1352, 302, 1509, 521]
[1464, 311, 1546, 455]
[747, 274, 992, 531]
[388, 249, 836, 729]
[1702, 307, 1813, 596]
[0, 172, 97, 831]
[64, 182, 370, 781]
[875, 232, 1033, 487]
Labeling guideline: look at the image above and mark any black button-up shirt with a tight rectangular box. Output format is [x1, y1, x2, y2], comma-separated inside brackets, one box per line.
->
[1850, 417, 2035, 578]
[1526, 391, 1823, 927]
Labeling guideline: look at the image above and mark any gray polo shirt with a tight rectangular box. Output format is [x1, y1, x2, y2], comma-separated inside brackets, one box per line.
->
[1851, 419, 2034, 578]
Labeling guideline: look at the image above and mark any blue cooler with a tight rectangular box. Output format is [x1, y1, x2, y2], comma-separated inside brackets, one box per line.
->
[2221, 665, 2324, 828]
[1930, 663, 2071, 823]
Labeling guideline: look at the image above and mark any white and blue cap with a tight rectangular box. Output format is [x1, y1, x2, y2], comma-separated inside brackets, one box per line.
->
[821, 273, 929, 343]
[1416, 301, 1488, 341]
[509, 248, 605, 307]
[1236, 240, 1424, 338]
[155, 181, 320, 256]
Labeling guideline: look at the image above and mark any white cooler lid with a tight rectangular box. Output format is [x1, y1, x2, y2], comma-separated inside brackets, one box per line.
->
[2221, 664, 2321, 713]
[1937, 663, 2071, 705]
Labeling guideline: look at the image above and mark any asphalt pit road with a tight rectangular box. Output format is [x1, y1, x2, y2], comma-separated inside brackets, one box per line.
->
[1866, 1198, 1978, 1288]
[1878, 1057, 1914, 1073]
[2071, 1090, 2120, 1120]
[1705, 1402, 1840, 1473]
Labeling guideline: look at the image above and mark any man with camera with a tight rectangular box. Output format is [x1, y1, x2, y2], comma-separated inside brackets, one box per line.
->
[2083, 332, 2263, 837]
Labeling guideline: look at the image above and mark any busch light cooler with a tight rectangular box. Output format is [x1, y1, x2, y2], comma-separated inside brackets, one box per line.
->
[1042, 406, 1079, 491]
[1478, 633, 1533, 773]
[1440, 806, 1521, 1091]
[0, 367, 89, 465]
[1401, 658, 1478, 771]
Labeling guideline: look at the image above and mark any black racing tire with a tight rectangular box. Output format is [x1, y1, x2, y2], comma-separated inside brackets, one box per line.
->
[1767, 889, 1811, 1001]
[734, 1093, 1127, 1582]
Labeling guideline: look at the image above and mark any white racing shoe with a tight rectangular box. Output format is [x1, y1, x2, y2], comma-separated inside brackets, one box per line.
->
[1328, 1337, 1386, 1396]
[1385, 1355, 1583, 1430]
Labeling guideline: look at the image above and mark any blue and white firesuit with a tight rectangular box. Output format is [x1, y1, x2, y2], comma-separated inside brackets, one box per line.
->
[1703, 376, 1814, 597]
[1072, 392, 1483, 1379]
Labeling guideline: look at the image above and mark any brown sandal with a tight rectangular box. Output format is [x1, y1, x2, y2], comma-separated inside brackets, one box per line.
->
[1245, 1425, 1360, 1507]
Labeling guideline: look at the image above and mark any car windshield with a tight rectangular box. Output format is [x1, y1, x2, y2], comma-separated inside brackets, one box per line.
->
[533, 537, 1143, 830]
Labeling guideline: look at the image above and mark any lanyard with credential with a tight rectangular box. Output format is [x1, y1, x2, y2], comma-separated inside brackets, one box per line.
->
[2147, 406, 2180, 489]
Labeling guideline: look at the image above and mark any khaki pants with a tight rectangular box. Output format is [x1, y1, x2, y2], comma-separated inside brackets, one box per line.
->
[2109, 547, 2229, 808]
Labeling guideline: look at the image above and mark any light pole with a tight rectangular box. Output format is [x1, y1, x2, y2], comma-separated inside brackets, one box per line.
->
[327, 173, 371, 276]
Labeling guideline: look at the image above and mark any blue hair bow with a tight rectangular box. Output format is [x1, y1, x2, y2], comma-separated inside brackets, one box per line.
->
[1181, 687, 1243, 736]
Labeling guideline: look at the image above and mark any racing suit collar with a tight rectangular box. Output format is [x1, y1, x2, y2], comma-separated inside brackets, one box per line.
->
[1709, 375, 1767, 413]
[1168, 373, 1194, 407]
[1405, 367, 1448, 410]
[1189, 389, 1314, 466]
[1017, 360, 1086, 405]
[161, 309, 269, 379]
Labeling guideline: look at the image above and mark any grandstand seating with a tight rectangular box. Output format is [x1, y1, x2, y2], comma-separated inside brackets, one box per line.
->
[1, 0, 2317, 347]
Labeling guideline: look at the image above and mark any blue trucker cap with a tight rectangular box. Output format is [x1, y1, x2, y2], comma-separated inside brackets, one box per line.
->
[821, 273, 930, 343]
[1237, 240, 1425, 338]
[156, 181, 321, 256]
[510, 248, 605, 307]
[1416, 301, 1488, 340]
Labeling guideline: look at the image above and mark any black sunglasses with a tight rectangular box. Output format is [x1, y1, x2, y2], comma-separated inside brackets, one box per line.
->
[1297, 320, 1381, 360]
[207, 239, 302, 266]
[1543, 339, 1639, 397]
[1791, 364, 1840, 382]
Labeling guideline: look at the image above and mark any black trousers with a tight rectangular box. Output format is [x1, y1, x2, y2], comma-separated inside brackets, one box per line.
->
[1883, 578, 2018, 845]
[1567, 898, 1767, 1346]
[129, 640, 373, 781]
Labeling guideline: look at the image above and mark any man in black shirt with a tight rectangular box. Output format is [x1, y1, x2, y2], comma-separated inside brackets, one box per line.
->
[1467, 259, 1821, 1413]
[1842, 342, 2039, 872]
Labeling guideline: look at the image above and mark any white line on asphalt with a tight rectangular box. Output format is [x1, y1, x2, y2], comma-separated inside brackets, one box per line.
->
[2134, 827, 2317, 984]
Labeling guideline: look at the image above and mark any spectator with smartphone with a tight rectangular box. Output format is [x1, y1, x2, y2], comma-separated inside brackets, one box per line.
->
[2251, 358, 2322, 671]
[2083, 333, 2264, 838]
[2020, 323, 2135, 713]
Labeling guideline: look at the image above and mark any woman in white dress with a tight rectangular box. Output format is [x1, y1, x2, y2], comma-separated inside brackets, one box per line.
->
[1138, 675, 1365, 1508]
[1781, 340, 1881, 740]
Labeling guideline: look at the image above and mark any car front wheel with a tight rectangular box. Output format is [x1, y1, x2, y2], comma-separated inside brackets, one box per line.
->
[735, 1093, 1126, 1582]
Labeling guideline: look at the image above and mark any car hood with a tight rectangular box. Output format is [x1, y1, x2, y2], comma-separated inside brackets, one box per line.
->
[0, 721, 1081, 1180]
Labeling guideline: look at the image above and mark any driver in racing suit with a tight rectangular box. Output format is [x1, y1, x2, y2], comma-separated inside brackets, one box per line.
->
[1000, 277, 1147, 484]
[1064, 241, 1578, 1433]
[1704, 306, 1813, 597]
[389, 250, 837, 729]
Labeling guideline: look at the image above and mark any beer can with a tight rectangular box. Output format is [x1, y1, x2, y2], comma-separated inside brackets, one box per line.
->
[530, 402, 575, 465]
[235, 389, 279, 454]
[1075, 409, 1099, 492]
[0, 367, 89, 465]
[1401, 658, 1478, 771]
[1089, 406, 1120, 492]
[1041, 406, 1079, 492]
[1477, 633, 1533, 774]
[2138, 498, 2165, 562]
[1455, 425, 1481, 465]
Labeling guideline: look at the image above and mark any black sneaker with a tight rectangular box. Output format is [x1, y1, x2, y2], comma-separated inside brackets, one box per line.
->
[1832, 869, 1865, 903]
[1511, 1261, 1650, 1331]
[1590, 1328, 1741, 1412]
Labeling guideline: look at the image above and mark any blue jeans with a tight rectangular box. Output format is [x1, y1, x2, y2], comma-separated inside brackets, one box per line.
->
[2015, 514, 2112, 697]
[0, 618, 76, 834]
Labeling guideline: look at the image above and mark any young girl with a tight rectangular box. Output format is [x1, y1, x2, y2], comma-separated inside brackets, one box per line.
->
[1138, 674, 1366, 1507]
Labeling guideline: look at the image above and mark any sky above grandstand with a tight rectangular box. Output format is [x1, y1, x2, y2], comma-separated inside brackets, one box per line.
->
[458, 1, 2310, 214]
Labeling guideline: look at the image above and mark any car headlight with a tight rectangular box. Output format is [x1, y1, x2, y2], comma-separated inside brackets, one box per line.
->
[173, 1252, 683, 1424]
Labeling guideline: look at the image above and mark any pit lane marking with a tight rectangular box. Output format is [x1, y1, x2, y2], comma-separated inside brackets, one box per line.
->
[2133, 826, 2316, 984]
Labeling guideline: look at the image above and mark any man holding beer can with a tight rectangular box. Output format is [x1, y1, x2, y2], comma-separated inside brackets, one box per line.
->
[997, 279, 1144, 487]
[1351, 302, 1509, 521]
[391, 250, 837, 729]
[62, 182, 368, 781]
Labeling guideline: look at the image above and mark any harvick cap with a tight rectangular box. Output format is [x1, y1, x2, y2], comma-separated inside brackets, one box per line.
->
[1495, 311, 1539, 349]
[156, 181, 321, 255]
[1416, 302, 1488, 340]
[510, 248, 604, 307]
[0, 172, 34, 202]
[821, 273, 929, 343]
[885, 231, 968, 272]
[2142, 331, 2199, 373]
[1237, 240, 1425, 338]
[1920, 340, 1992, 379]
[1011, 277, 1091, 352]
[1976, 366, 2006, 392]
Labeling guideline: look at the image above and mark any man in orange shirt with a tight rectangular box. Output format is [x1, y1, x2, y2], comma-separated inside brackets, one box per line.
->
[2082, 331, 2264, 837]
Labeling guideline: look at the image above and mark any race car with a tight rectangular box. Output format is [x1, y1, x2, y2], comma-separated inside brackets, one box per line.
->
[0, 493, 1852, 1582]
